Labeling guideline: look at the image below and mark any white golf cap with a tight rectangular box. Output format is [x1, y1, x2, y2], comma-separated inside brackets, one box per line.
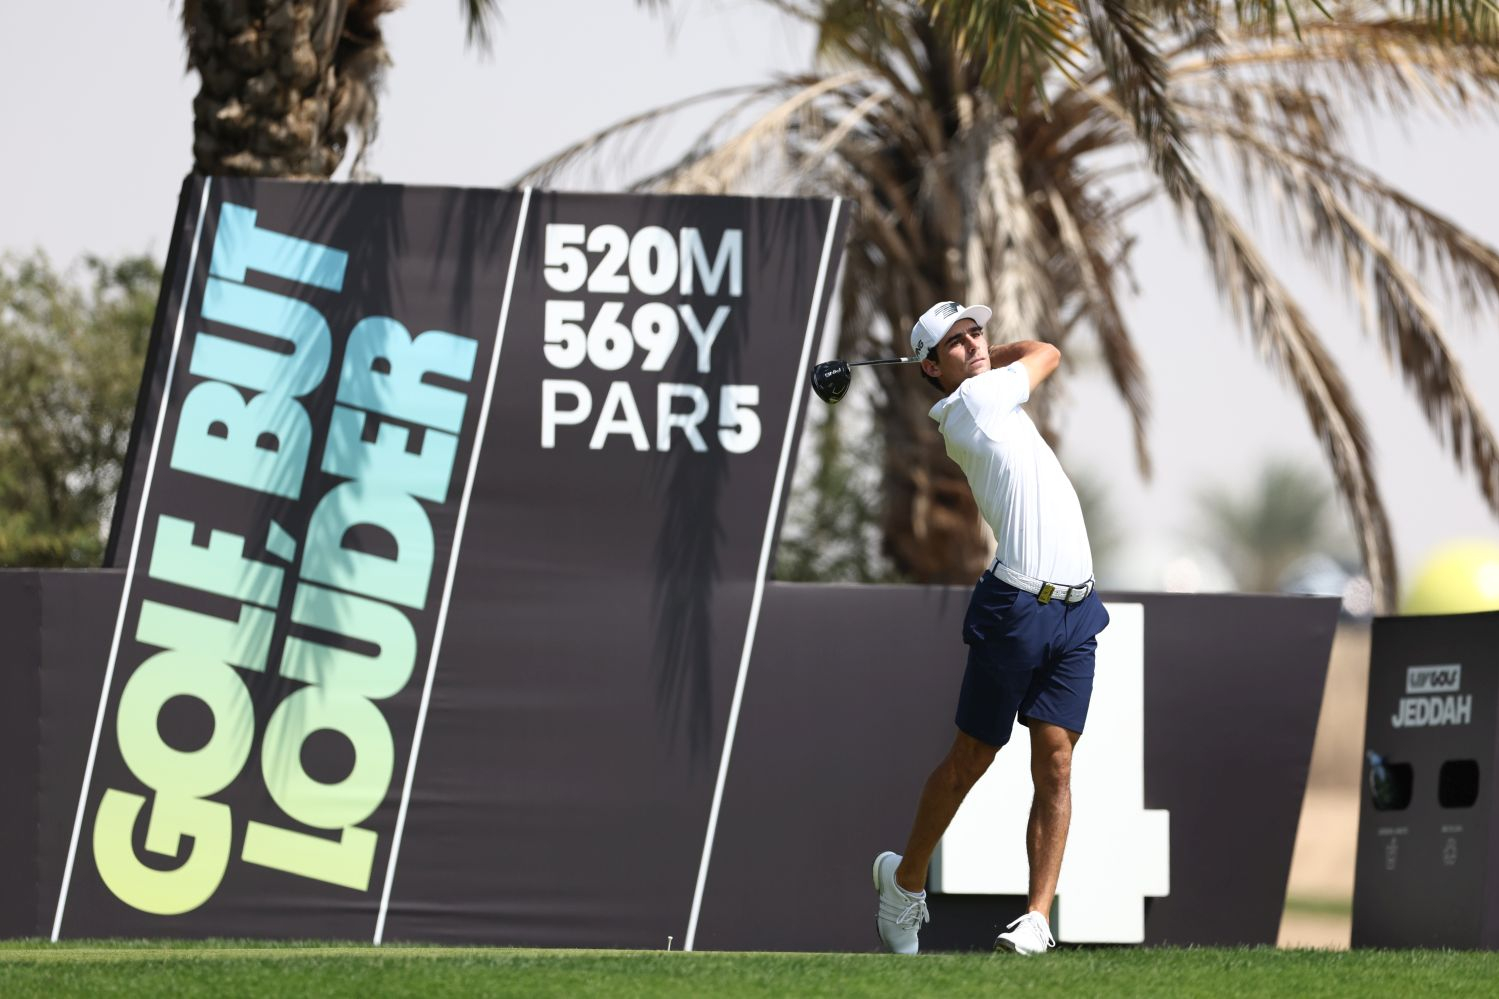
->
[910, 301, 993, 361]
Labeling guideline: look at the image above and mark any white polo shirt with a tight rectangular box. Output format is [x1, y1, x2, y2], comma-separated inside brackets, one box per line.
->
[928, 361, 1093, 585]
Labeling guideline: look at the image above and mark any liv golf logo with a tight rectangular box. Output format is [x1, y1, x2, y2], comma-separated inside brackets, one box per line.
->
[1391, 664, 1471, 728]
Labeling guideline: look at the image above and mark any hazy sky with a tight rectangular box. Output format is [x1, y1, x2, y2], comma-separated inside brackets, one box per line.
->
[2, 1, 1495, 595]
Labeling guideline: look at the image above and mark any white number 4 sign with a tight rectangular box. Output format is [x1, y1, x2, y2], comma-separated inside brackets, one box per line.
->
[931, 602, 1170, 943]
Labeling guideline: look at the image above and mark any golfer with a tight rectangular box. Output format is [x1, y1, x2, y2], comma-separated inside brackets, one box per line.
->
[873, 301, 1109, 956]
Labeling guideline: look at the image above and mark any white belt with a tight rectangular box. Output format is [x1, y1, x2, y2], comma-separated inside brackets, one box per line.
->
[987, 557, 1094, 605]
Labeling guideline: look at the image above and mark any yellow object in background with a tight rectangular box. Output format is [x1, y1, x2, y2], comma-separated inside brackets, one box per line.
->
[1401, 540, 1499, 615]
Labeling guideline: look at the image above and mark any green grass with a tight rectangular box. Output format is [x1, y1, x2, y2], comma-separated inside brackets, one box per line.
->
[1, 940, 1495, 998]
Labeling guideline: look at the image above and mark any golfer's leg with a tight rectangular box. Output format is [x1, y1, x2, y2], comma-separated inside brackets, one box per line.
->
[1026, 720, 1079, 914]
[894, 730, 997, 893]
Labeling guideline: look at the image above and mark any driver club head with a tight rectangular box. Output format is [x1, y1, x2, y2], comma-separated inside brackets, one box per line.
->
[810, 360, 852, 405]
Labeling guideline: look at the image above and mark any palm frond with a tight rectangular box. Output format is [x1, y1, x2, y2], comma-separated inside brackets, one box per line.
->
[459, 0, 501, 49]
[1178, 110, 1499, 520]
[1228, 0, 1328, 38]
[1081, 0, 1200, 205]
[1195, 182, 1398, 605]
[929, 0, 1088, 94]
[789, 88, 895, 186]
[458, 0, 670, 51]
[1394, 0, 1499, 40]
[511, 81, 792, 188]
[660, 72, 878, 193]
[1320, 157, 1499, 317]
[1332, 194, 1499, 506]
[1148, 0, 1499, 41]
[1173, 16, 1499, 118]
[1046, 185, 1154, 478]
[1080, 83, 1397, 603]
[1187, 100, 1499, 313]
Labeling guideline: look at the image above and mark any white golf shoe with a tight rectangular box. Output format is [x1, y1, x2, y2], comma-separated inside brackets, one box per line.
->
[872, 851, 929, 955]
[995, 910, 1056, 955]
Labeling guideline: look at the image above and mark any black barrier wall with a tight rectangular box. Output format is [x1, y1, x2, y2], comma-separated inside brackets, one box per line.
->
[1352, 611, 1499, 949]
[5, 571, 1337, 947]
[5, 179, 1339, 949]
[1, 571, 124, 938]
[0, 572, 44, 938]
[696, 586, 1336, 950]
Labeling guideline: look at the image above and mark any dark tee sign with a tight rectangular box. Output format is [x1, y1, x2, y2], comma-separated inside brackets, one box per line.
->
[60, 177, 847, 942]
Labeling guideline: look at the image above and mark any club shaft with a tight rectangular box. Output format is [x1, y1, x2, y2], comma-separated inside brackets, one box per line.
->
[847, 356, 916, 367]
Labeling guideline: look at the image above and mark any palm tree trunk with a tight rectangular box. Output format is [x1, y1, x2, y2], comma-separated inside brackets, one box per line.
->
[183, 0, 390, 178]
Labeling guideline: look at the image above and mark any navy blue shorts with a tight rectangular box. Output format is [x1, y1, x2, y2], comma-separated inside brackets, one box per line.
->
[955, 571, 1110, 748]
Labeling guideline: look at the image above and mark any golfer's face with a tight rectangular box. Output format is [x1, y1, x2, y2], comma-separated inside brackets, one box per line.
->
[935, 319, 989, 386]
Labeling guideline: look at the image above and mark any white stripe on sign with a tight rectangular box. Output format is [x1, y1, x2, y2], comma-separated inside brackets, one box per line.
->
[373, 186, 534, 945]
[51, 177, 216, 942]
[683, 197, 844, 952]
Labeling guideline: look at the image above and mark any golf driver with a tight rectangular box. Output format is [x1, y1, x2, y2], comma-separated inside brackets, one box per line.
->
[810, 356, 920, 405]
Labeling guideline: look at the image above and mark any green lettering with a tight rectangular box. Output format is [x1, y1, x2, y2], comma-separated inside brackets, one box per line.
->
[261, 686, 394, 830]
[114, 650, 253, 798]
[148, 515, 284, 607]
[93, 789, 231, 915]
[241, 821, 377, 892]
[136, 599, 274, 673]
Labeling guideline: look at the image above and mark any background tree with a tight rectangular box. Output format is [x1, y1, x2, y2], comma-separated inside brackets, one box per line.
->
[0, 253, 161, 566]
[524, 0, 1499, 610]
[1196, 459, 1355, 592]
[775, 403, 900, 581]
[1071, 469, 1125, 582]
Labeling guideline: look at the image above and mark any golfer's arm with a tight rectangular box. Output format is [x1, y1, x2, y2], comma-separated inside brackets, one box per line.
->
[989, 340, 1061, 391]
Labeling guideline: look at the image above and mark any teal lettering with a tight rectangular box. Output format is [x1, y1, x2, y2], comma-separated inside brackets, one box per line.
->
[322, 405, 459, 504]
[170, 380, 311, 498]
[148, 515, 284, 608]
[281, 582, 418, 699]
[209, 202, 347, 291]
[192, 278, 332, 396]
[336, 316, 476, 433]
[301, 482, 435, 610]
